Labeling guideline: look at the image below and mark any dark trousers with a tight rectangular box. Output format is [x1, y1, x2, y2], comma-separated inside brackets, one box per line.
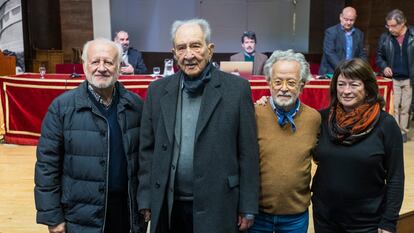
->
[312, 196, 380, 233]
[170, 200, 193, 233]
[104, 192, 130, 233]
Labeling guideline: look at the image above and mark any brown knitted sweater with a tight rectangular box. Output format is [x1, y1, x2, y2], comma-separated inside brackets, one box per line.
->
[255, 102, 321, 214]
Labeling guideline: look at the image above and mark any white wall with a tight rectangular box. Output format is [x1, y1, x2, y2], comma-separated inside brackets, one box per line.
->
[0, 0, 24, 52]
[92, 0, 112, 39]
[109, 0, 310, 53]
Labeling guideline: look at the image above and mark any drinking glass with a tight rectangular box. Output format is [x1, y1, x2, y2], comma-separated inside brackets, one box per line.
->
[153, 67, 161, 77]
[39, 66, 46, 79]
[163, 59, 174, 76]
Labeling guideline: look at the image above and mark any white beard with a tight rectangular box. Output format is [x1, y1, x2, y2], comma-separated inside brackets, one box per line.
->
[86, 73, 117, 89]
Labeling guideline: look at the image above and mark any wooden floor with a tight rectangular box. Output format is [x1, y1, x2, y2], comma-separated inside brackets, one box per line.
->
[0, 139, 413, 233]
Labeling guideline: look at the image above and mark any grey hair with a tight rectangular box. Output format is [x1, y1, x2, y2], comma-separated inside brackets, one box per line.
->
[171, 18, 211, 45]
[385, 9, 406, 25]
[81, 38, 123, 70]
[263, 49, 311, 83]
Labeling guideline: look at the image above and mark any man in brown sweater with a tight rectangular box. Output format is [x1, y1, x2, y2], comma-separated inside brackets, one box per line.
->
[251, 50, 321, 233]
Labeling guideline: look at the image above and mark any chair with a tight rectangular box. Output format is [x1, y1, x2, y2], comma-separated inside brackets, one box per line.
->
[72, 47, 83, 64]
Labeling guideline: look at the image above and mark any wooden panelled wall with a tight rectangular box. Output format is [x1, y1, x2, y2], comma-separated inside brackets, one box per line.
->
[308, 0, 346, 54]
[59, 0, 93, 63]
[22, 0, 93, 71]
[22, 0, 62, 71]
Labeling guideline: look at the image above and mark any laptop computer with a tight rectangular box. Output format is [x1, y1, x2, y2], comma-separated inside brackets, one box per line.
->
[220, 61, 253, 75]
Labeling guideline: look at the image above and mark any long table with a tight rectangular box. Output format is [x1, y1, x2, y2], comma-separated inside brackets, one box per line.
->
[0, 74, 393, 145]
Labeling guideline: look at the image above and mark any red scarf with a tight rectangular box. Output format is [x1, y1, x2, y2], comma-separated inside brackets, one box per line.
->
[328, 103, 380, 144]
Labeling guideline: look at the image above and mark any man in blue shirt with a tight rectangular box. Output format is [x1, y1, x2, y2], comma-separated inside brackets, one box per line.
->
[319, 7, 367, 75]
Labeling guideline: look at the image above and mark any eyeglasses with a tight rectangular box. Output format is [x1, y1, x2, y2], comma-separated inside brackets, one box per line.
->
[271, 78, 300, 89]
[385, 23, 402, 29]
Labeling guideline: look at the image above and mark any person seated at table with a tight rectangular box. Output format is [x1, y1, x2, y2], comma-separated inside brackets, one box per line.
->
[230, 31, 268, 75]
[114, 30, 147, 74]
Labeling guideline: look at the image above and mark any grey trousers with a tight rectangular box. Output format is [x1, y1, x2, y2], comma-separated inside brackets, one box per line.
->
[393, 79, 412, 134]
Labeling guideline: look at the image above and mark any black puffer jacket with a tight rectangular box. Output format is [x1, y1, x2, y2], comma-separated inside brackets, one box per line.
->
[35, 81, 143, 233]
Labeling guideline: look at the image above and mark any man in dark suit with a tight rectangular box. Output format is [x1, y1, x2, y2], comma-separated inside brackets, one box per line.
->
[319, 7, 367, 75]
[230, 31, 268, 75]
[114, 30, 147, 74]
[138, 18, 260, 233]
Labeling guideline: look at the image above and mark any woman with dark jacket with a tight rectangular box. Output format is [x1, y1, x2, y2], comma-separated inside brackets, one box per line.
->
[312, 58, 404, 233]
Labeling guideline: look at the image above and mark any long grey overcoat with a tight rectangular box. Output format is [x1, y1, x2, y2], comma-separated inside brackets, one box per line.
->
[137, 68, 260, 233]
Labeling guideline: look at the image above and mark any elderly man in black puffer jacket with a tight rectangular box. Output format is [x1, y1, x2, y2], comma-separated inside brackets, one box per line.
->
[35, 38, 144, 233]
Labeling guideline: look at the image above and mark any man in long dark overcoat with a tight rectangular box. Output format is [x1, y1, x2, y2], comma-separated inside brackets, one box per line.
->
[138, 18, 260, 233]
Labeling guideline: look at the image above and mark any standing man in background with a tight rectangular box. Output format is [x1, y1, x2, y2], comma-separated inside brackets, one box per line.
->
[319, 6, 367, 75]
[114, 30, 147, 74]
[376, 9, 414, 143]
[231, 31, 268, 75]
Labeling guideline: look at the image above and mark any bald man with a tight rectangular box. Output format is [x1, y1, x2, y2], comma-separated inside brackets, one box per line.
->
[319, 7, 367, 75]
[114, 30, 147, 74]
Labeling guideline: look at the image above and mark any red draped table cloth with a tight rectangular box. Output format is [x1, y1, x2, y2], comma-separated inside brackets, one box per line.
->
[0, 74, 392, 145]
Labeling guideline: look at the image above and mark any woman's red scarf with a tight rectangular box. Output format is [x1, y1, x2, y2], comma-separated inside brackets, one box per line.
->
[328, 102, 380, 145]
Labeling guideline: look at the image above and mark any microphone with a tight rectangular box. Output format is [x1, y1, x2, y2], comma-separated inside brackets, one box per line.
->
[70, 73, 80, 78]
[70, 64, 81, 78]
